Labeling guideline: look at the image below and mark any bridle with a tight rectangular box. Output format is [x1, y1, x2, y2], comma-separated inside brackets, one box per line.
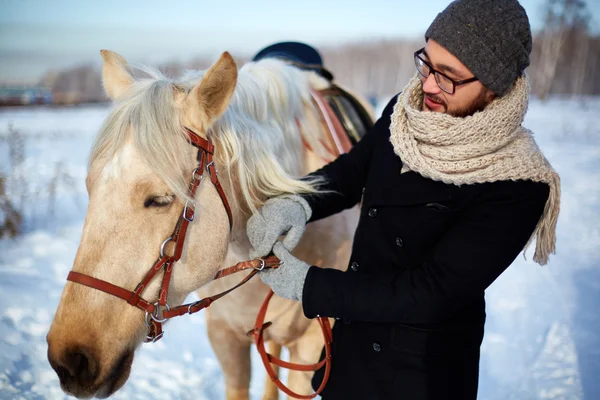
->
[66, 127, 332, 399]
[67, 128, 234, 342]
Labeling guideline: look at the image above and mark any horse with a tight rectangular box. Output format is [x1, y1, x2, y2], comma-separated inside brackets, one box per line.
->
[45, 49, 373, 399]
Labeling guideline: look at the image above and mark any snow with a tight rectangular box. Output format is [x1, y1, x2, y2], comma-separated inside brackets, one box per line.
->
[1, 96, 599, 399]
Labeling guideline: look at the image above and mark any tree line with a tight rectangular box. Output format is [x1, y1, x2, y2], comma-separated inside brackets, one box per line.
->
[322, 0, 599, 100]
[41, 0, 598, 103]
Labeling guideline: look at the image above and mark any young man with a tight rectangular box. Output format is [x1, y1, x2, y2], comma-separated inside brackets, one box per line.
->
[247, 0, 561, 398]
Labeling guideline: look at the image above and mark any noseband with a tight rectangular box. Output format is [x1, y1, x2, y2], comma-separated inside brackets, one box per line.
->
[65, 127, 332, 399]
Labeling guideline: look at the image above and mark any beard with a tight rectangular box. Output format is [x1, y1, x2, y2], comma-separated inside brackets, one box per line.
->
[423, 88, 492, 118]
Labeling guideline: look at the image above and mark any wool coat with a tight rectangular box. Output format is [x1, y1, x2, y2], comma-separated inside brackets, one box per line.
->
[300, 94, 550, 400]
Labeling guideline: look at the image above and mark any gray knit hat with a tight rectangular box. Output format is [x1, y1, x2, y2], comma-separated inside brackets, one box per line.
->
[425, 0, 532, 96]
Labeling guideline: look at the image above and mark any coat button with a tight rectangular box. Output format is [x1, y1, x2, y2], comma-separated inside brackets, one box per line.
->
[350, 261, 359, 272]
[395, 237, 404, 247]
[372, 342, 381, 352]
[368, 208, 378, 218]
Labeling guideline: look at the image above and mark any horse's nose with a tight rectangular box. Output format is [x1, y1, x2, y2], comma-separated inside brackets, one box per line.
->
[49, 346, 99, 390]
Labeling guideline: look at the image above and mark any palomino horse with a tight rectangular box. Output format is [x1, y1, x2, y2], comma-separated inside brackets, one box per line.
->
[46, 50, 370, 399]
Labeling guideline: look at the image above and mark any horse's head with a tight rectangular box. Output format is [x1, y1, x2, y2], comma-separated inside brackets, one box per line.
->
[46, 50, 241, 398]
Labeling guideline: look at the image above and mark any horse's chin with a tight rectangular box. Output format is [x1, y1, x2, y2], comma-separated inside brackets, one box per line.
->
[86, 350, 134, 399]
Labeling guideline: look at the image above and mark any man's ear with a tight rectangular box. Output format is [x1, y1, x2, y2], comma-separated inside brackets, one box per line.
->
[485, 88, 497, 103]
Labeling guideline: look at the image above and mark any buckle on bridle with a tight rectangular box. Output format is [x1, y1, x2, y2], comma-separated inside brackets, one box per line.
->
[146, 331, 164, 343]
[246, 321, 272, 337]
[191, 167, 203, 182]
[253, 258, 266, 271]
[145, 301, 171, 326]
[206, 161, 218, 176]
[160, 236, 174, 258]
[183, 199, 195, 222]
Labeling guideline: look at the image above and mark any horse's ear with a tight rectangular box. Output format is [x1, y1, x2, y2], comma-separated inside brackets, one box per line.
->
[100, 50, 134, 100]
[190, 52, 238, 126]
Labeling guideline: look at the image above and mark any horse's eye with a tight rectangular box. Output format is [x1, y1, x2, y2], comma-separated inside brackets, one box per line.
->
[144, 195, 175, 208]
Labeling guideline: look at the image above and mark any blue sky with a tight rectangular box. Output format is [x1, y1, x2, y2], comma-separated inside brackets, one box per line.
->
[1, 0, 599, 83]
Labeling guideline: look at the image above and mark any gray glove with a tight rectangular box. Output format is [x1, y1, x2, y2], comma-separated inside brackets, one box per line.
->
[247, 195, 312, 259]
[259, 241, 311, 301]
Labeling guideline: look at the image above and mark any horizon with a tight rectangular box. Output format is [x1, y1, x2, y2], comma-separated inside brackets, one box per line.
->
[1, 0, 599, 85]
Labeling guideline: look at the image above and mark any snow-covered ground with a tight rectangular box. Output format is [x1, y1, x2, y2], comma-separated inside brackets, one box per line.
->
[1, 96, 599, 400]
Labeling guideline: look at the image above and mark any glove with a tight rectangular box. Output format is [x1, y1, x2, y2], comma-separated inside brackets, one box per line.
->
[247, 195, 312, 260]
[259, 241, 311, 302]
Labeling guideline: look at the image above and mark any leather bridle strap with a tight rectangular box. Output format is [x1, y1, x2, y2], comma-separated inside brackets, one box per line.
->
[67, 127, 236, 342]
[249, 290, 333, 399]
[67, 270, 156, 314]
[184, 128, 233, 231]
[67, 255, 282, 330]
[162, 255, 281, 318]
[66, 123, 334, 398]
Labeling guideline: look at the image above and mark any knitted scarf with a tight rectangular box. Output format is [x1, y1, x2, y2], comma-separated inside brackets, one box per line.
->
[389, 74, 560, 265]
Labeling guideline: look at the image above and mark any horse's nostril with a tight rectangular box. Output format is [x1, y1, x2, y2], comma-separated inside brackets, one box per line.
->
[58, 348, 98, 387]
[55, 365, 69, 383]
[73, 352, 88, 375]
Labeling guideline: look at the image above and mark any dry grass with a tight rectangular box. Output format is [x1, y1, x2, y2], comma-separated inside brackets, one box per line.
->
[0, 124, 25, 238]
[1, 123, 78, 237]
[47, 161, 78, 219]
[0, 174, 23, 238]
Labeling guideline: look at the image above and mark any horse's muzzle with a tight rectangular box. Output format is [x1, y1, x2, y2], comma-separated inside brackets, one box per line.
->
[47, 344, 99, 398]
[47, 339, 133, 399]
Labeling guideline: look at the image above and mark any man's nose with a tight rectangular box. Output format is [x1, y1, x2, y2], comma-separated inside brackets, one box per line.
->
[422, 73, 442, 95]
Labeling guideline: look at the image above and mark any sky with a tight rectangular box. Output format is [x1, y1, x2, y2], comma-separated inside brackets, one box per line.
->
[1, 0, 599, 84]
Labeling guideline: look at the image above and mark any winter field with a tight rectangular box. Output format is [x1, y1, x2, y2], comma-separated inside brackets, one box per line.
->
[0, 96, 599, 400]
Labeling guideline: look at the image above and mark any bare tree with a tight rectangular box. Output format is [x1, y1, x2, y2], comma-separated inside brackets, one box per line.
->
[36, 21, 600, 105]
[533, 0, 592, 100]
[570, 27, 590, 95]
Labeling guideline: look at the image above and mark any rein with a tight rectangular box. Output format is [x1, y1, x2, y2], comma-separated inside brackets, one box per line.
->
[66, 127, 332, 399]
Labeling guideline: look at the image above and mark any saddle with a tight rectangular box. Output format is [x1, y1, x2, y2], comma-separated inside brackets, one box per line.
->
[253, 41, 374, 149]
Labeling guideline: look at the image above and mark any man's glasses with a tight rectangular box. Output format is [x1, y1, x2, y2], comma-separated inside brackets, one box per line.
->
[413, 48, 478, 94]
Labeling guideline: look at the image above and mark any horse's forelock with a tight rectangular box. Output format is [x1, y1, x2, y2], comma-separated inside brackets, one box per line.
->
[90, 72, 193, 202]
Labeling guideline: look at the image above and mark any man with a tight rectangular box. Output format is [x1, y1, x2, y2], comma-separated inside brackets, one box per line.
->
[247, 0, 561, 398]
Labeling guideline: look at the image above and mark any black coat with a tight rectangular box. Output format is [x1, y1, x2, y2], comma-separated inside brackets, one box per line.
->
[300, 95, 550, 400]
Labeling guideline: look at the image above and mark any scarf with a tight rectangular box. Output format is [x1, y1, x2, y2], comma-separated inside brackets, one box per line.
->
[389, 74, 560, 266]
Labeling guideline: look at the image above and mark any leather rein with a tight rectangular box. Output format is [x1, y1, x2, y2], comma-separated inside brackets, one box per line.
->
[66, 127, 332, 399]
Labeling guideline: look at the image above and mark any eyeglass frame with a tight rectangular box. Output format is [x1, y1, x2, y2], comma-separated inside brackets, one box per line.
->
[413, 48, 478, 94]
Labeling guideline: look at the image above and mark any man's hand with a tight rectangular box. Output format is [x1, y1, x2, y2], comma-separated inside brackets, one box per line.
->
[258, 242, 311, 302]
[247, 195, 312, 259]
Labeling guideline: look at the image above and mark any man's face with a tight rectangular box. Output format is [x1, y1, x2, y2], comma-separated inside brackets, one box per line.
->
[419, 39, 495, 118]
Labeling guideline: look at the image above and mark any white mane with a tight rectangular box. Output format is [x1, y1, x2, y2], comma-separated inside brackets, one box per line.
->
[90, 57, 329, 216]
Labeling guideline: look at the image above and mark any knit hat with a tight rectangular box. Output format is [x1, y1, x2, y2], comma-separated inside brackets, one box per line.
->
[425, 0, 532, 96]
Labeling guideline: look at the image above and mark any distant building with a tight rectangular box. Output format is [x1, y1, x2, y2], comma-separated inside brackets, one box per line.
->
[0, 86, 53, 106]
